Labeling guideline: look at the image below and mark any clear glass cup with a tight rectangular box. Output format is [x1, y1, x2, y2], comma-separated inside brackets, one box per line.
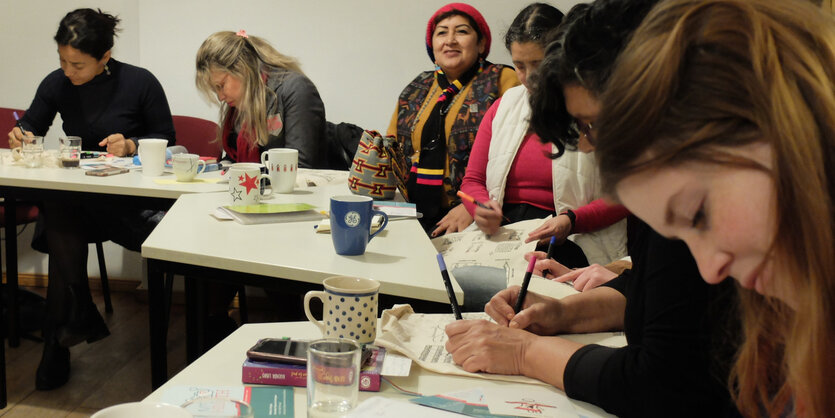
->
[22, 135, 44, 168]
[59, 136, 82, 168]
[180, 397, 253, 417]
[307, 338, 361, 418]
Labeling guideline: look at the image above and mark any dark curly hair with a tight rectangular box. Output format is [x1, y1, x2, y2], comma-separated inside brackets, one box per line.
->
[54, 8, 121, 60]
[528, 0, 659, 157]
[504, 3, 564, 50]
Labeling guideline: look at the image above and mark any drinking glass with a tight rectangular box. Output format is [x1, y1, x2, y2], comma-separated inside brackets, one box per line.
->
[307, 338, 361, 417]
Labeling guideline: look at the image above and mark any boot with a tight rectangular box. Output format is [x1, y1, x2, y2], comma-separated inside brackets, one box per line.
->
[56, 286, 110, 348]
[35, 326, 70, 390]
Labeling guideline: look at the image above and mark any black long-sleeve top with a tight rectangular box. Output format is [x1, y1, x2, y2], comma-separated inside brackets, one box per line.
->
[563, 220, 740, 417]
[19, 59, 175, 151]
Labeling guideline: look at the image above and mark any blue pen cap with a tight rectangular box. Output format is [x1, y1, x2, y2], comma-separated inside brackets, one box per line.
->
[436, 253, 447, 270]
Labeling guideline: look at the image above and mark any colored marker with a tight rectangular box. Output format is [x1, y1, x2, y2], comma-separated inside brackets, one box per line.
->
[514, 256, 537, 313]
[12, 111, 26, 137]
[456, 190, 511, 222]
[436, 253, 463, 320]
[541, 236, 557, 277]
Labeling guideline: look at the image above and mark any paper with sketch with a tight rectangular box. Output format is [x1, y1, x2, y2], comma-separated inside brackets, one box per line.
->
[347, 396, 463, 417]
[432, 218, 542, 287]
[374, 305, 545, 385]
[482, 386, 578, 418]
[375, 305, 627, 384]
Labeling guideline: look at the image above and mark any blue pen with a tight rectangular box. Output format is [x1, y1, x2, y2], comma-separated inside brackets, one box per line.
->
[541, 236, 558, 277]
[436, 253, 463, 320]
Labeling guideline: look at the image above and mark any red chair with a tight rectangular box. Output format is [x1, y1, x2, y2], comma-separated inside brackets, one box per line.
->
[172, 115, 221, 158]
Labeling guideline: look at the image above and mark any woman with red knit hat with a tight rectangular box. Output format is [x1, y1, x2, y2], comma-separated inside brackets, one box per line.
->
[386, 3, 519, 235]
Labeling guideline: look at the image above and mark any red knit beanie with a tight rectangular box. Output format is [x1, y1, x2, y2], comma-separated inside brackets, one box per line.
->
[425, 3, 491, 63]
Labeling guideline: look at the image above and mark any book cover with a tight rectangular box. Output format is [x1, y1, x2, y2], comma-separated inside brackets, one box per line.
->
[160, 385, 294, 417]
[242, 347, 385, 392]
[218, 203, 324, 225]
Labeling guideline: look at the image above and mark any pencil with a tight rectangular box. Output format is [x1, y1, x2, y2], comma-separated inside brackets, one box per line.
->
[436, 253, 463, 320]
[541, 236, 557, 277]
[456, 190, 511, 222]
[514, 256, 537, 313]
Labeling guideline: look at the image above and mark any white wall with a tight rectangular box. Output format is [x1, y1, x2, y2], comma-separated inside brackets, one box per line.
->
[0, 0, 582, 279]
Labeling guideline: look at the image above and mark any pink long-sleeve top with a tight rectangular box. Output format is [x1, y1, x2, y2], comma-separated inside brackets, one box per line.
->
[460, 98, 629, 233]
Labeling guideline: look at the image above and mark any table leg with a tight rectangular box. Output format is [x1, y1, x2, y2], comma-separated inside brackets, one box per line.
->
[148, 258, 167, 390]
[184, 276, 206, 363]
[4, 197, 19, 348]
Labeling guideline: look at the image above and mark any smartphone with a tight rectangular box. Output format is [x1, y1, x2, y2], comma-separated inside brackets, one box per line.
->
[85, 166, 130, 176]
[247, 339, 310, 365]
[246, 339, 374, 366]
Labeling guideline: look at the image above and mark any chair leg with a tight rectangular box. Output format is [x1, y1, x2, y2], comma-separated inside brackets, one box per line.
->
[95, 242, 112, 313]
[237, 286, 248, 324]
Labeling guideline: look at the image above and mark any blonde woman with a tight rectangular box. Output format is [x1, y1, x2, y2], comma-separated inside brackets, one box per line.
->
[595, 0, 835, 416]
[196, 30, 325, 167]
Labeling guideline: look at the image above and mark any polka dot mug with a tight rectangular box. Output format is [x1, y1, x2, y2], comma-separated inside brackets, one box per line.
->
[304, 276, 380, 345]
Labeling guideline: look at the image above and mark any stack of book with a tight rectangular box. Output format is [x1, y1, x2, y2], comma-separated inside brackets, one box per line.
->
[242, 346, 386, 392]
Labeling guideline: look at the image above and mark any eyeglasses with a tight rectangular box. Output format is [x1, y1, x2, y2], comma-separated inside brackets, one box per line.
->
[570, 119, 596, 145]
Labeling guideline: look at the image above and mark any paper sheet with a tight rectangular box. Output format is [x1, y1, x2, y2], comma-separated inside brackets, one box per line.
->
[296, 168, 349, 187]
[432, 218, 541, 287]
[375, 305, 626, 385]
[346, 396, 463, 417]
[375, 305, 545, 385]
[482, 386, 577, 418]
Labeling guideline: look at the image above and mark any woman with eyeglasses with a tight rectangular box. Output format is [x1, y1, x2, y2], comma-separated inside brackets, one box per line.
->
[458, 3, 627, 275]
[386, 3, 519, 235]
[445, 1, 741, 416]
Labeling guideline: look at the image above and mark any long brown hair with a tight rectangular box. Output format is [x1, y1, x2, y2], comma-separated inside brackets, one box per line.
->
[195, 31, 302, 148]
[595, 0, 835, 416]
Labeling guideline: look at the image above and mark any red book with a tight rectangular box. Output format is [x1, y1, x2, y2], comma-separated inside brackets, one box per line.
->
[199, 156, 218, 164]
[241, 347, 385, 392]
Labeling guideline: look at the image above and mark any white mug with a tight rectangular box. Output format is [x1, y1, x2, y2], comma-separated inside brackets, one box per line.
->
[138, 138, 169, 177]
[260, 148, 298, 193]
[227, 162, 271, 205]
[172, 153, 206, 182]
[304, 276, 380, 344]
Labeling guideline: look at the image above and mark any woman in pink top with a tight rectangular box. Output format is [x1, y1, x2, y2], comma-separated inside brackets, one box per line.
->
[460, 3, 628, 269]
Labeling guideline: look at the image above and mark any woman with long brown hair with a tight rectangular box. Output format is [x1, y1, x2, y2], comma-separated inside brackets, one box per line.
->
[595, 0, 835, 415]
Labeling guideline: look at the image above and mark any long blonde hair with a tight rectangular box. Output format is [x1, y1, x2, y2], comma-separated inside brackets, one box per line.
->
[195, 31, 302, 147]
[594, 0, 835, 416]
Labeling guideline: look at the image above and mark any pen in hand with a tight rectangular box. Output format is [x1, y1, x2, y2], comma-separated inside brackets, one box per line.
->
[12, 111, 27, 140]
[541, 236, 557, 277]
[514, 256, 537, 314]
[436, 253, 463, 320]
[456, 190, 511, 223]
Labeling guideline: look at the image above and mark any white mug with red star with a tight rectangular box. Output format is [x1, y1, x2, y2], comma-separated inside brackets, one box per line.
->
[260, 148, 298, 193]
[227, 162, 270, 205]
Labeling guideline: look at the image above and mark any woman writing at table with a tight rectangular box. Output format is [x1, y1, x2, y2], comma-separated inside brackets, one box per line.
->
[445, 1, 740, 416]
[386, 3, 519, 235]
[594, 0, 835, 415]
[458, 3, 627, 269]
[194, 30, 328, 344]
[6, 8, 175, 391]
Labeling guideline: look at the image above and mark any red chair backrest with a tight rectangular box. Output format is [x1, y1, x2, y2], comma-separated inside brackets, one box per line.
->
[0, 107, 26, 149]
[172, 115, 221, 158]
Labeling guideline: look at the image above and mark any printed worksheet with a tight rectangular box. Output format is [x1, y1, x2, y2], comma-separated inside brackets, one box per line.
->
[432, 218, 542, 286]
[374, 305, 625, 384]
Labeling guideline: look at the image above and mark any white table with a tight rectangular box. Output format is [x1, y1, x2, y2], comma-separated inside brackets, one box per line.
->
[141, 183, 463, 388]
[144, 322, 615, 418]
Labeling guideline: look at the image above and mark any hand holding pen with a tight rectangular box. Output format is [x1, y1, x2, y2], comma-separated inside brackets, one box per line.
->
[457, 190, 510, 235]
[8, 111, 30, 149]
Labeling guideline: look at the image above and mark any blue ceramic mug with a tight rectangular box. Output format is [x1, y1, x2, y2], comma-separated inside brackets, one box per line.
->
[330, 195, 388, 255]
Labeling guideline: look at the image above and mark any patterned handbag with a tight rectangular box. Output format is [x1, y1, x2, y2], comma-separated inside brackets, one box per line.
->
[348, 130, 398, 200]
